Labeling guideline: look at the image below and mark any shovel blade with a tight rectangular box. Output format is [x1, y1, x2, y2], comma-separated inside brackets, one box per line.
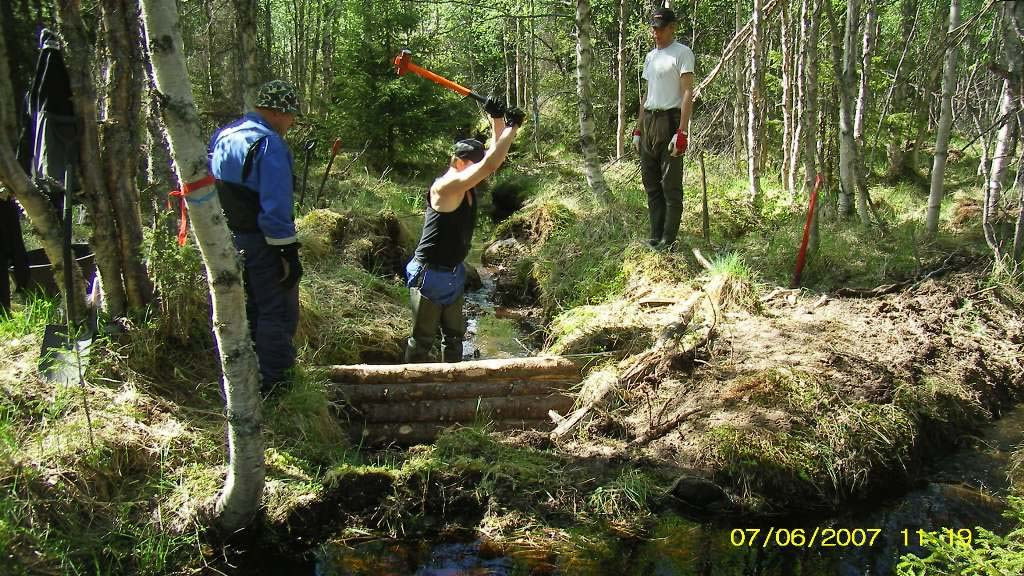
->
[39, 324, 93, 385]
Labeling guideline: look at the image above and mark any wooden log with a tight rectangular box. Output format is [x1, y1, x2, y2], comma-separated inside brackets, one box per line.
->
[351, 419, 555, 446]
[351, 394, 576, 423]
[334, 380, 575, 403]
[328, 356, 580, 385]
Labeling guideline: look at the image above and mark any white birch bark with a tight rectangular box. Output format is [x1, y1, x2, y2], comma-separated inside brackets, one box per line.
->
[853, 0, 878, 143]
[987, 80, 1018, 221]
[139, 0, 265, 533]
[575, 0, 612, 202]
[925, 0, 961, 236]
[747, 0, 764, 205]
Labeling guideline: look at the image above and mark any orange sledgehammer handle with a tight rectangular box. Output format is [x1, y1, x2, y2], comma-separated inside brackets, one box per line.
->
[393, 51, 487, 104]
[792, 173, 823, 288]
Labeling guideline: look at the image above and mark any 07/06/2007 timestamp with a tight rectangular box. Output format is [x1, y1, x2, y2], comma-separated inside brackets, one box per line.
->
[728, 527, 975, 548]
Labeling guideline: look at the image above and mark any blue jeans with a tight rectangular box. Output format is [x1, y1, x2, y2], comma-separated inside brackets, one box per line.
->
[404, 259, 466, 363]
[234, 233, 299, 388]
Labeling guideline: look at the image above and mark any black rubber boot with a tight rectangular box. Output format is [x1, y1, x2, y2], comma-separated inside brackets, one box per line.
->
[661, 204, 683, 247]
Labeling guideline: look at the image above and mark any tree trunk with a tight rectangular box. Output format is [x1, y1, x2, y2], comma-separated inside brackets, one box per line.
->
[988, 84, 1019, 222]
[0, 31, 86, 318]
[575, 0, 612, 202]
[616, 0, 628, 159]
[100, 0, 153, 311]
[853, 0, 877, 144]
[336, 380, 576, 404]
[803, 0, 821, 253]
[351, 396, 575, 424]
[55, 0, 129, 317]
[329, 357, 581, 384]
[925, 0, 960, 237]
[747, 0, 764, 205]
[780, 0, 793, 194]
[232, 0, 260, 111]
[884, 0, 920, 182]
[825, 0, 862, 222]
[734, 3, 747, 166]
[139, 0, 264, 534]
[530, 0, 541, 156]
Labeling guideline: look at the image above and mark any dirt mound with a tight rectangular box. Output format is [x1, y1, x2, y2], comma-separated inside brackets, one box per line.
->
[564, 269, 1024, 511]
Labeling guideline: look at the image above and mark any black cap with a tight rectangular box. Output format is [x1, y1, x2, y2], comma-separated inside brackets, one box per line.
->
[649, 7, 677, 28]
[453, 139, 485, 163]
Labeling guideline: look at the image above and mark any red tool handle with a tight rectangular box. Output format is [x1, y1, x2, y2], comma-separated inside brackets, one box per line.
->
[394, 52, 486, 104]
[331, 138, 342, 155]
[792, 174, 823, 288]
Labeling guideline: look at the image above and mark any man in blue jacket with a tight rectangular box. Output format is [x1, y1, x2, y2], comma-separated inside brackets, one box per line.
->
[209, 80, 302, 393]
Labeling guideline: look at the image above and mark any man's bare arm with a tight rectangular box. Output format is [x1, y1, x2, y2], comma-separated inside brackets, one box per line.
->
[678, 72, 694, 132]
[431, 125, 519, 209]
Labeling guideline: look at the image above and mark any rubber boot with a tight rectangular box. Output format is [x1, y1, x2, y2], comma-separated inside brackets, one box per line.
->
[647, 201, 665, 246]
[660, 204, 683, 248]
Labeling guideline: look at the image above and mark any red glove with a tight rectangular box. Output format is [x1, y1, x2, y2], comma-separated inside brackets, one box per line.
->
[668, 129, 688, 156]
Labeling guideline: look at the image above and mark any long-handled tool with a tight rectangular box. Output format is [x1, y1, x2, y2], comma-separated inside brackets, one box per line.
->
[314, 138, 342, 208]
[298, 139, 316, 208]
[393, 50, 487, 104]
[792, 174, 824, 288]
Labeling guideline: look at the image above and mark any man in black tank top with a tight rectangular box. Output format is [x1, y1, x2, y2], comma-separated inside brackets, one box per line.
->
[405, 101, 526, 363]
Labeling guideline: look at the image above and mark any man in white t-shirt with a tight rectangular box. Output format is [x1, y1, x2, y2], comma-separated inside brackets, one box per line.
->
[633, 7, 695, 250]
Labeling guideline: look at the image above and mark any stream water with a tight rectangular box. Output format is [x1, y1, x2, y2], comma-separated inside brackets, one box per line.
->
[316, 261, 1021, 575]
[316, 406, 1022, 575]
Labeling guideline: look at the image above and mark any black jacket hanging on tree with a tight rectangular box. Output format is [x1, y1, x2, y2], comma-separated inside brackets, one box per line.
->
[25, 28, 79, 209]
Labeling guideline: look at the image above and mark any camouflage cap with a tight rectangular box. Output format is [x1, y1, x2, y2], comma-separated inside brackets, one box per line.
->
[453, 138, 485, 163]
[255, 80, 301, 115]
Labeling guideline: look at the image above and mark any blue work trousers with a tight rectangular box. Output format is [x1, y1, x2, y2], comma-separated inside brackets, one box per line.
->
[234, 232, 299, 389]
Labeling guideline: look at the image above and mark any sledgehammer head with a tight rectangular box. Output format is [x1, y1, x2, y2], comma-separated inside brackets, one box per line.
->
[394, 50, 412, 76]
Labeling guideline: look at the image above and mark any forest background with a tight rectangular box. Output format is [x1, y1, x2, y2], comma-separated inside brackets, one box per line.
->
[2, 0, 1024, 573]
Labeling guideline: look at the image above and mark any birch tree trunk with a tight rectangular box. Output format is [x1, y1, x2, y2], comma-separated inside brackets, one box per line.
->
[925, 0, 961, 237]
[825, 0, 861, 221]
[55, 0, 129, 317]
[988, 82, 1019, 222]
[804, 0, 821, 253]
[575, 0, 612, 203]
[0, 30, 87, 318]
[616, 0, 628, 159]
[233, 0, 261, 111]
[139, 0, 265, 533]
[747, 0, 764, 205]
[100, 0, 154, 311]
[853, 0, 877, 144]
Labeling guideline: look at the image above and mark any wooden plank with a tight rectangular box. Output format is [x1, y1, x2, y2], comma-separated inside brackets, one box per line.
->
[328, 356, 580, 385]
[351, 419, 555, 446]
[351, 395, 576, 423]
[334, 380, 576, 403]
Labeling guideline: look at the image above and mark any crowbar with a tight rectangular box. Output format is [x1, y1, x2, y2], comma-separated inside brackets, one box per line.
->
[314, 138, 342, 208]
[393, 50, 487, 104]
[298, 139, 316, 208]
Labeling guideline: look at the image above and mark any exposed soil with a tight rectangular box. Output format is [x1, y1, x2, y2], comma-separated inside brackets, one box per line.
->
[557, 265, 1024, 510]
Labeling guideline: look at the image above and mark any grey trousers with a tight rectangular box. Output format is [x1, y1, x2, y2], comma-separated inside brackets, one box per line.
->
[639, 108, 684, 244]
[405, 288, 465, 363]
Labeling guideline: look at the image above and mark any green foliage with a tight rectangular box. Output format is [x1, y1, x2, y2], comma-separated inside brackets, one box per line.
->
[327, 0, 476, 171]
[897, 497, 1024, 575]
